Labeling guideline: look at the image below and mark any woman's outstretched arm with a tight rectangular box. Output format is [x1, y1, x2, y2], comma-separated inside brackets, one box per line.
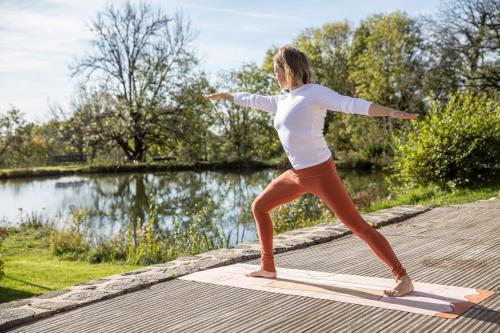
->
[368, 104, 419, 120]
[315, 85, 419, 120]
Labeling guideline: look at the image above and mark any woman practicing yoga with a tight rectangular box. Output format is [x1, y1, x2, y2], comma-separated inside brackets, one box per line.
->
[203, 45, 418, 297]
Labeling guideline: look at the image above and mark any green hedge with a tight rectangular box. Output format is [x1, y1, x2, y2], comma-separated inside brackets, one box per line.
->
[392, 91, 500, 188]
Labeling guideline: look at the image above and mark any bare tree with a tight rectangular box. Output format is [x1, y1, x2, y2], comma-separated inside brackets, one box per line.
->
[425, 0, 500, 94]
[71, 1, 198, 162]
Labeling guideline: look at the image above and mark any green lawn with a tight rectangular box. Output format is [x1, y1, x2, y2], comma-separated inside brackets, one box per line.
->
[364, 183, 500, 213]
[0, 227, 146, 303]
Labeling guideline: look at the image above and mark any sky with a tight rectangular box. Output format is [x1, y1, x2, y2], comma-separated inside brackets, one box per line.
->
[0, 0, 443, 123]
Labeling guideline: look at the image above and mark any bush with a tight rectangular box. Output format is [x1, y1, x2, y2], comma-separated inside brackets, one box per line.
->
[392, 91, 500, 188]
[87, 235, 127, 263]
[49, 230, 88, 261]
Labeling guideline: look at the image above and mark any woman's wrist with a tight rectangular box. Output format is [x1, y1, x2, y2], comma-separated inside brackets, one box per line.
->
[368, 104, 398, 117]
[365, 103, 417, 119]
[389, 108, 401, 118]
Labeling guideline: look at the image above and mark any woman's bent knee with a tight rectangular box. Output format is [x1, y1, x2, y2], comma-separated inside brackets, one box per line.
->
[252, 197, 267, 215]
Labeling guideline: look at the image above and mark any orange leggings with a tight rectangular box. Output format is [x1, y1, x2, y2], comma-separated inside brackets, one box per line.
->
[251, 156, 407, 279]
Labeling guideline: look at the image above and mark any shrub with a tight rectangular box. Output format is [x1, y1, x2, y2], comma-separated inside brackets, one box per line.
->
[126, 196, 163, 265]
[50, 230, 88, 260]
[86, 235, 127, 263]
[392, 91, 500, 188]
[49, 208, 91, 260]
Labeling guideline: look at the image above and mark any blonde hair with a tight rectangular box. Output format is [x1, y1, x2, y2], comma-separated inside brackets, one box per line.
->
[273, 45, 315, 86]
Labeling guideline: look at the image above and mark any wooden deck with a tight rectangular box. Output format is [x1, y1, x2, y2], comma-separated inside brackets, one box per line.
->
[6, 200, 499, 332]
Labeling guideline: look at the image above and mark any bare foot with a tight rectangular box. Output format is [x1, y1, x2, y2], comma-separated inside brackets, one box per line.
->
[384, 274, 414, 297]
[245, 268, 277, 279]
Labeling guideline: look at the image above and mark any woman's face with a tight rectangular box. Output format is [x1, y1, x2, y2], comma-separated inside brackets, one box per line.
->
[273, 62, 288, 89]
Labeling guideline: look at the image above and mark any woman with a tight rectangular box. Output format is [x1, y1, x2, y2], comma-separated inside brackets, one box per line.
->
[203, 45, 418, 297]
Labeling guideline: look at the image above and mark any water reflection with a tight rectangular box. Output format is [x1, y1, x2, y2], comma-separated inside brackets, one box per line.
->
[0, 168, 390, 247]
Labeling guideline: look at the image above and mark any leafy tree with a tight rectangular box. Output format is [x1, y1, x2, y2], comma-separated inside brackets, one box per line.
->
[346, 12, 426, 159]
[18, 125, 49, 166]
[151, 71, 214, 162]
[349, 12, 425, 114]
[262, 15, 425, 160]
[0, 106, 26, 165]
[48, 99, 93, 160]
[212, 63, 281, 162]
[0, 107, 44, 167]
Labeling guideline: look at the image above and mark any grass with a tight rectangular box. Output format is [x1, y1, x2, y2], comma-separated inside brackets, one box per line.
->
[0, 226, 146, 303]
[364, 183, 500, 213]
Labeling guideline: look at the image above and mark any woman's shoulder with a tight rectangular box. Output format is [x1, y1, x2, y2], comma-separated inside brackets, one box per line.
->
[293, 83, 323, 93]
[307, 83, 343, 96]
[308, 83, 329, 90]
[304, 83, 328, 92]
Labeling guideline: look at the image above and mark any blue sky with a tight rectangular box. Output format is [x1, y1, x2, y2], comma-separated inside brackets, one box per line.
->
[0, 0, 442, 122]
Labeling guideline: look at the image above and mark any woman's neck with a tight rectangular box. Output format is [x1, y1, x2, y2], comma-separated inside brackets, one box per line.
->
[290, 82, 305, 90]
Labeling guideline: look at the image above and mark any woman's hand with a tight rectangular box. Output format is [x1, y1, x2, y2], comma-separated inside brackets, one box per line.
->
[389, 109, 419, 120]
[202, 92, 234, 102]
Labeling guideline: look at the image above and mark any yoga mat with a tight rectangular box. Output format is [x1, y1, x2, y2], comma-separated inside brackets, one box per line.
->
[179, 263, 495, 318]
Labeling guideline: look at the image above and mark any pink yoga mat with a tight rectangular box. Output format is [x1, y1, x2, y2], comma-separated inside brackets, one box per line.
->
[179, 263, 495, 319]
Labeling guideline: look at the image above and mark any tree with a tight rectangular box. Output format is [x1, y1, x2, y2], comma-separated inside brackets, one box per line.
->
[71, 1, 199, 162]
[152, 70, 214, 162]
[424, 0, 500, 96]
[346, 12, 426, 156]
[349, 11, 425, 115]
[0, 106, 27, 166]
[48, 99, 90, 160]
[212, 63, 281, 162]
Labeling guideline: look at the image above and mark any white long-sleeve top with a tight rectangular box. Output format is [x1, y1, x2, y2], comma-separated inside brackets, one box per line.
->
[233, 83, 372, 169]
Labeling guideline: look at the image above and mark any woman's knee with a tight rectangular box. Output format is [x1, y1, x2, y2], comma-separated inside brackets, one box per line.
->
[252, 196, 268, 215]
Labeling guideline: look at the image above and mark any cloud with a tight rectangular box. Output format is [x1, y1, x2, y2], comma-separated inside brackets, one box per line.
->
[0, 2, 92, 73]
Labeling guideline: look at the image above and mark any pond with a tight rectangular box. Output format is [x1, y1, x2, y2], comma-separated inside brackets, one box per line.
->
[0, 167, 391, 247]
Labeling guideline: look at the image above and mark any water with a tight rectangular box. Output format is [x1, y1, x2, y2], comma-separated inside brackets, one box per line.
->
[0, 167, 390, 247]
